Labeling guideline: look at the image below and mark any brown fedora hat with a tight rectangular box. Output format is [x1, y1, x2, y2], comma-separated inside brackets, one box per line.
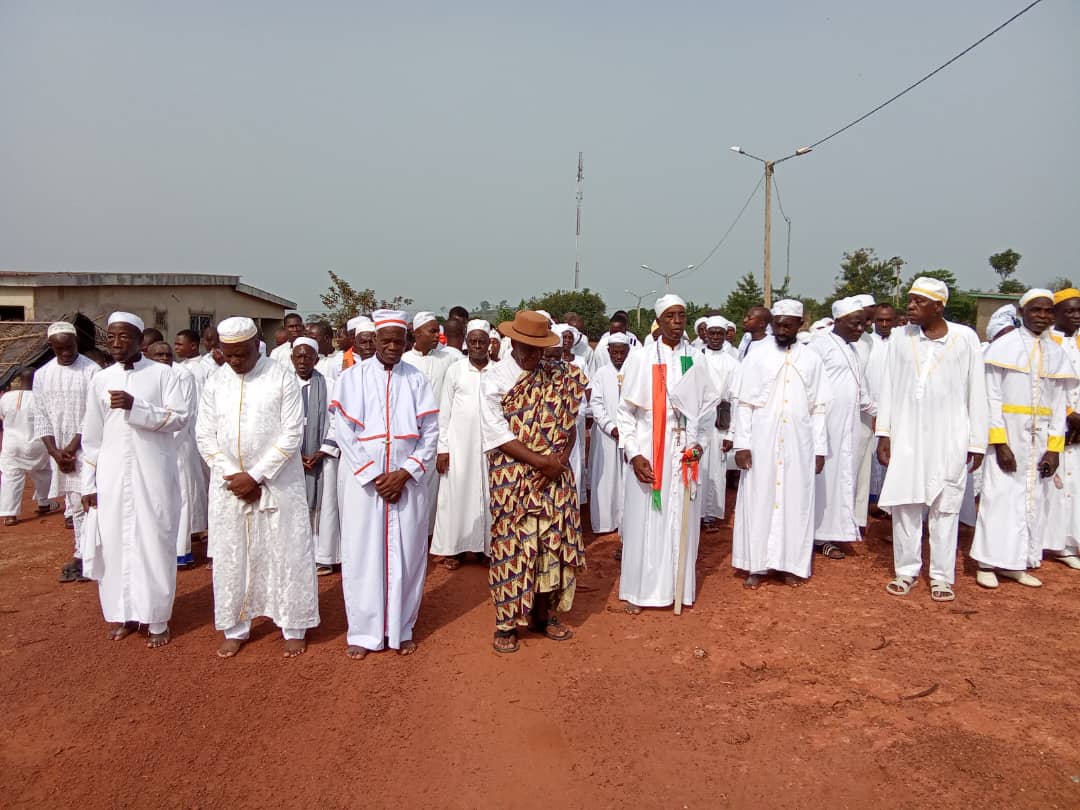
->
[497, 310, 560, 348]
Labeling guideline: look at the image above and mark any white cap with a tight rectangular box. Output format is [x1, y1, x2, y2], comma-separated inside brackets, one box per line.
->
[47, 322, 77, 338]
[852, 294, 876, 309]
[1018, 288, 1053, 309]
[694, 317, 707, 330]
[292, 337, 319, 353]
[654, 293, 686, 317]
[986, 304, 1017, 341]
[810, 318, 834, 333]
[909, 277, 949, 304]
[705, 315, 727, 330]
[346, 316, 363, 333]
[772, 299, 804, 319]
[355, 317, 375, 334]
[608, 333, 630, 346]
[553, 323, 580, 344]
[535, 309, 554, 325]
[413, 311, 437, 330]
[465, 319, 491, 336]
[218, 317, 258, 344]
[107, 311, 144, 332]
[373, 309, 408, 332]
[831, 297, 863, 319]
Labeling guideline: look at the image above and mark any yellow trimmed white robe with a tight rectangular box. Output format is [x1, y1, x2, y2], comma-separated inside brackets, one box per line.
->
[81, 358, 189, 627]
[1050, 327, 1080, 556]
[972, 328, 1075, 570]
[731, 340, 829, 578]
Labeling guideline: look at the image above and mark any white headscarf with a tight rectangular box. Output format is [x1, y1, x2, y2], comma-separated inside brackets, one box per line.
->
[772, 299, 804, 319]
[986, 304, 1018, 341]
[292, 337, 319, 353]
[412, 311, 437, 330]
[465, 319, 491, 336]
[108, 311, 144, 332]
[654, 294, 686, 317]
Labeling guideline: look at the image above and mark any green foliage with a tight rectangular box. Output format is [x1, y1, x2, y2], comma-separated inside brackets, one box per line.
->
[1046, 276, 1075, 292]
[998, 278, 1026, 295]
[989, 248, 1022, 293]
[313, 270, 414, 328]
[722, 272, 764, 327]
[904, 268, 976, 327]
[522, 289, 607, 340]
[830, 248, 906, 305]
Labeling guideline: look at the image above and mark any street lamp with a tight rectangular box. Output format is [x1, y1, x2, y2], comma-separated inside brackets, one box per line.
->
[729, 145, 812, 307]
[640, 264, 695, 292]
[625, 288, 657, 329]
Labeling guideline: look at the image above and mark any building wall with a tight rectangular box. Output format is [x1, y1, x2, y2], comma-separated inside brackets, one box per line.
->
[974, 294, 1020, 341]
[3, 285, 288, 338]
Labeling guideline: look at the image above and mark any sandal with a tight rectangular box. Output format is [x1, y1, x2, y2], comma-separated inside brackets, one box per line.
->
[541, 617, 573, 641]
[744, 573, 765, 590]
[492, 630, 519, 654]
[3, 517, 16, 526]
[929, 579, 955, 602]
[36, 502, 60, 516]
[58, 558, 82, 583]
[885, 575, 916, 596]
[441, 557, 461, 571]
[613, 546, 622, 561]
[818, 543, 846, 560]
[315, 564, 334, 577]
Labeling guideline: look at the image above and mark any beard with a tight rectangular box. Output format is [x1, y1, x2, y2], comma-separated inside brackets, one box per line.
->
[774, 334, 797, 349]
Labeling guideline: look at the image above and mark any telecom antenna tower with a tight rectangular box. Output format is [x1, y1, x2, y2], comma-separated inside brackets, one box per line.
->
[573, 152, 583, 290]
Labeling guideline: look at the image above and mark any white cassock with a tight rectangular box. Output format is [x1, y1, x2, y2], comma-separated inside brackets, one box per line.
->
[315, 375, 342, 567]
[1050, 327, 1080, 556]
[316, 352, 341, 384]
[270, 341, 293, 367]
[571, 336, 594, 370]
[588, 363, 626, 534]
[699, 346, 738, 520]
[971, 329, 1075, 570]
[331, 357, 439, 650]
[32, 354, 98, 553]
[403, 345, 460, 533]
[81, 358, 188, 627]
[196, 356, 320, 634]
[617, 340, 721, 608]
[876, 323, 988, 585]
[731, 340, 829, 578]
[569, 356, 591, 505]
[0, 390, 53, 516]
[172, 364, 208, 559]
[590, 332, 641, 373]
[431, 358, 491, 556]
[809, 332, 875, 543]
[851, 332, 876, 525]
[864, 334, 892, 502]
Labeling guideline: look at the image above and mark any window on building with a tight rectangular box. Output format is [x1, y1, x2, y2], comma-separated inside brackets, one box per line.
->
[0, 306, 26, 321]
[154, 309, 168, 333]
[190, 313, 214, 336]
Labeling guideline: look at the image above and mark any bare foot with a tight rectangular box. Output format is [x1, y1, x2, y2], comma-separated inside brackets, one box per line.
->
[624, 603, 643, 615]
[744, 574, 765, 590]
[782, 573, 802, 588]
[146, 627, 171, 648]
[283, 638, 306, 658]
[4, 517, 17, 526]
[398, 640, 418, 656]
[441, 556, 461, 570]
[346, 645, 369, 660]
[107, 621, 139, 641]
[217, 638, 245, 658]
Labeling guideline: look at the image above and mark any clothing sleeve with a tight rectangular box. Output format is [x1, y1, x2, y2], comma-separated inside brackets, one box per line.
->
[319, 377, 340, 458]
[810, 360, 829, 457]
[732, 400, 752, 452]
[125, 372, 189, 435]
[246, 373, 304, 483]
[79, 383, 105, 496]
[333, 406, 380, 486]
[30, 374, 53, 442]
[195, 377, 225, 471]
[590, 374, 615, 436]
[966, 336, 990, 454]
[436, 365, 457, 455]
[1048, 375, 1068, 453]
[985, 365, 1006, 446]
[480, 368, 516, 452]
[403, 410, 439, 482]
[874, 339, 894, 439]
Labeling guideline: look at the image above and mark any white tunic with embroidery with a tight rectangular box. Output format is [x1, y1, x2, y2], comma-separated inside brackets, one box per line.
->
[31, 354, 98, 497]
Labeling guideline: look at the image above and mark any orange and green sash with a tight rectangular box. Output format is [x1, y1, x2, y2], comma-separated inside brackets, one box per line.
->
[650, 354, 694, 511]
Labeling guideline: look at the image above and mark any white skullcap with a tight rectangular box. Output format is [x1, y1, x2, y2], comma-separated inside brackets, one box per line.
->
[354, 317, 376, 334]
[796, 331, 812, 344]
[218, 317, 258, 344]
[292, 337, 319, 353]
[535, 309, 554, 325]
[909, 277, 949, 304]
[107, 311, 144, 332]
[654, 293, 686, 317]
[413, 311, 437, 330]
[372, 309, 408, 332]
[553, 323, 580, 344]
[831, 297, 863, 320]
[465, 318, 491, 336]
[986, 304, 1018, 341]
[852, 294, 876, 309]
[772, 299, 804, 319]
[608, 333, 630, 346]
[694, 317, 708, 330]
[705, 315, 727, 330]
[346, 316, 364, 333]
[810, 318, 834, 333]
[47, 322, 77, 338]
[1018, 288, 1053, 309]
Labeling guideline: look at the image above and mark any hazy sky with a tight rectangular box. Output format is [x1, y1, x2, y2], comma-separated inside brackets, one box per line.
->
[1, 1, 1076, 317]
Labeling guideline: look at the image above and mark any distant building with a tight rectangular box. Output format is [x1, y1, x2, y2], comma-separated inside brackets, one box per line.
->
[0, 271, 296, 338]
[971, 291, 1021, 341]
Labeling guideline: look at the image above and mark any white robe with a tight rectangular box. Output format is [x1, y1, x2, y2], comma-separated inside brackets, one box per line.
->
[809, 332, 875, 543]
[699, 347, 738, 520]
[731, 340, 829, 578]
[971, 328, 1074, 570]
[270, 341, 294, 367]
[590, 331, 641, 373]
[875, 323, 988, 512]
[568, 356, 591, 504]
[315, 376, 342, 566]
[1051, 328, 1080, 555]
[172, 364, 208, 556]
[0, 390, 52, 515]
[331, 356, 439, 650]
[81, 358, 188, 625]
[196, 356, 320, 632]
[403, 345, 460, 533]
[31, 355, 98, 498]
[588, 363, 626, 534]
[865, 334, 892, 499]
[617, 339, 721, 607]
[431, 358, 491, 556]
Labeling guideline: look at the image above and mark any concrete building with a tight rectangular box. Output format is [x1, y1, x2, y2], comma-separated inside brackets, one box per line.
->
[0, 271, 296, 338]
[971, 291, 1021, 341]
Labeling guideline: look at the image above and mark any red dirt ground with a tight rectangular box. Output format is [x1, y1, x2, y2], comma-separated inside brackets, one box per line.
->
[2, 488, 1079, 810]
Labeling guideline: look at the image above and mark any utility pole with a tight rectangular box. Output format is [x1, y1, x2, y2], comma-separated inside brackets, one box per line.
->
[763, 161, 773, 307]
[625, 288, 657, 329]
[574, 152, 583, 290]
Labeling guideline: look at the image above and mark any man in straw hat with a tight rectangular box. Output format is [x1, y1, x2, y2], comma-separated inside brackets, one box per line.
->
[196, 316, 319, 658]
[876, 277, 988, 602]
[32, 320, 100, 582]
[81, 313, 190, 647]
[731, 300, 829, 588]
[971, 290, 1076, 589]
[617, 294, 721, 612]
[480, 310, 587, 652]
[332, 309, 439, 658]
[1048, 288, 1080, 570]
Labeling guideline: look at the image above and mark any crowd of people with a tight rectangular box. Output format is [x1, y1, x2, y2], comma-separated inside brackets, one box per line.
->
[2, 276, 1078, 656]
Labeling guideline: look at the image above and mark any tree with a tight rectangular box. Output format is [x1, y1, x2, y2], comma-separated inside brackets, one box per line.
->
[904, 268, 976, 327]
[313, 270, 414, 327]
[1046, 276, 1074, 292]
[989, 248, 1023, 294]
[523, 289, 607, 340]
[722, 272, 764, 328]
[829, 248, 906, 305]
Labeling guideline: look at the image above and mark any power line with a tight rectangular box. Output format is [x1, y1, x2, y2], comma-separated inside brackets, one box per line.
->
[807, 0, 1045, 150]
[771, 174, 791, 281]
[688, 173, 765, 275]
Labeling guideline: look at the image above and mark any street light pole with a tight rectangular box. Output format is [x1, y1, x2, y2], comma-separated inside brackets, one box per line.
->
[625, 288, 657, 329]
[640, 264, 695, 292]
